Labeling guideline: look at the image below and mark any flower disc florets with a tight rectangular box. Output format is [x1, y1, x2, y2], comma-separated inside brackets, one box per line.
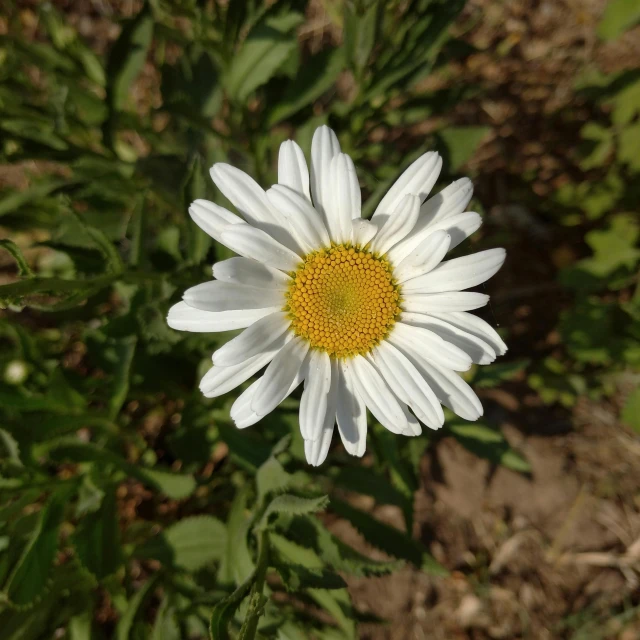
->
[285, 244, 401, 359]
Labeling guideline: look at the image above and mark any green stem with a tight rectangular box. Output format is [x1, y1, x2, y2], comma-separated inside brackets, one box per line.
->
[238, 530, 270, 640]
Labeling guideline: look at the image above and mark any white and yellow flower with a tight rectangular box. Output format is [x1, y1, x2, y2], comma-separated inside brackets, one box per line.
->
[168, 126, 506, 465]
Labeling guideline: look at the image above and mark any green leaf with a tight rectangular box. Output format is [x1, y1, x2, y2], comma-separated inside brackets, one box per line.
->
[226, 13, 303, 102]
[0, 428, 23, 466]
[137, 516, 227, 571]
[0, 118, 69, 150]
[622, 386, 640, 432]
[256, 456, 292, 503]
[75, 474, 106, 517]
[449, 422, 531, 473]
[0, 239, 34, 277]
[72, 488, 123, 580]
[597, 0, 640, 40]
[5, 487, 71, 606]
[106, 5, 154, 111]
[107, 337, 137, 420]
[308, 589, 356, 637]
[48, 442, 196, 499]
[271, 532, 346, 592]
[0, 275, 116, 311]
[71, 211, 124, 273]
[258, 494, 329, 529]
[275, 562, 346, 592]
[580, 122, 614, 170]
[438, 126, 490, 171]
[618, 122, 640, 170]
[219, 487, 255, 585]
[217, 423, 272, 471]
[266, 46, 345, 125]
[209, 573, 256, 640]
[270, 532, 323, 569]
[473, 359, 530, 388]
[0, 177, 76, 218]
[574, 214, 640, 278]
[332, 466, 410, 510]
[182, 155, 211, 265]
[68, 610, 94, 640]
[130, 467, 197, 500]
[344, 0, 380, 72]
[151, 595, 181, 640]
[116, 574, 159, 640]
[610, 77, 640, 126]
[363, 0, 465, 101]
[294, 516, 401, 577]
[329, 498, 446, 575]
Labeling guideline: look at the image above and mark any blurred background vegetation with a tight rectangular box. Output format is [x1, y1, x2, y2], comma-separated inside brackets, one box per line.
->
[0, 0, 639, 638]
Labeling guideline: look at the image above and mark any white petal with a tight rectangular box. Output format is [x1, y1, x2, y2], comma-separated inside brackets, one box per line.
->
[336, 361, 367, 457]
[183, 281, 283, 312]
[278, 140, 310, 200]
[370, 194, 420, 255]
[434, 212, 482, 251]
[251, 336, 309, 416]
[419, 177, 474, 227]
[221, 225, 302, 272]
[311, 125, 341, 225]
[183, 280, 283, 312]
[304, 358, 339, 466]
[267, 184, 330, 251]
[348, 356, 408, 435]
[401, 312, 496, 365]
[229, 379, 262, 429]
[388, 212, 481, 265]
[372, 341, 443, 430]
[402, 291, 489, 313]
[351, 218, 378, 247]
[211, 163, 302, 253]
[213, 257, 290, 289]
[232, 367, 305, 429]
[168, 301, 279, 333]
[188, 200, 244, 242]
[328, 153, 360, 243]
[401, 406, 422, 436]
[430, 311, 508, 356]
[402, 248, 506, 294]
[304, 426, 334, 466]
[200, 335, 290, 398]
[299, 350, 332, 441]
[210, 163, 277, 228]
[373, 152, 442, 220]
[213, 311, 291, 366]
[390, 322, 472, 372]
[393, 343, 483, 421]
[392, 230, 451, 283]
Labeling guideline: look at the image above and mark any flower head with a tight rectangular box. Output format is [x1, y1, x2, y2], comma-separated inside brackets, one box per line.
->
[168, 126, 506, 465]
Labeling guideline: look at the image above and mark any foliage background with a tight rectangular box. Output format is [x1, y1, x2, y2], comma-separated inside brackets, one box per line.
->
[0, 0, 639, 638]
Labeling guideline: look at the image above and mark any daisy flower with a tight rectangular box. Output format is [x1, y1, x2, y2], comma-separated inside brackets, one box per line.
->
[168, 126, 506, 466]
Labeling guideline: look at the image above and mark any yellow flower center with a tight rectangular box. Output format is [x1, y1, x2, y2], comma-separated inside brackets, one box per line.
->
[285, 245, 401, 359]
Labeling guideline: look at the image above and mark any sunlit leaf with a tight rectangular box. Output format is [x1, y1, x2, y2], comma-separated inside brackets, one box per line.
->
[597, 0, 640, 40]
[226, 12, 303, 102]
[137, 516, 227, 571]
[106, 5, 154, 111]
[621, 387, 640, 432]
[438, 126, 490, 171]
[449, 423, 531, 473]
